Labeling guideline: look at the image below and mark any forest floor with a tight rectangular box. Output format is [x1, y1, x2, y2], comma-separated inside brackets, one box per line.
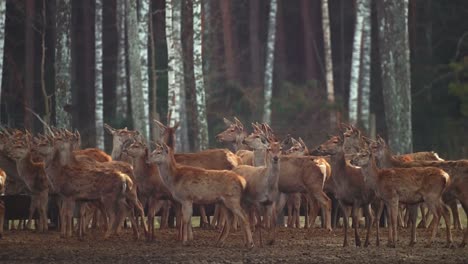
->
[0, 225, 467, 264]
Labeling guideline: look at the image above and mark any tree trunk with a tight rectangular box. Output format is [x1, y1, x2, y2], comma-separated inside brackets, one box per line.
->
[249, 0, 262, 88]
[262, 0, 277, 124]
[149, 0, 159, 142]
[116, 0, 128, 120]
[55, 0, 72, 129]
[127, 0, 149, 140]
[358, 0, 371, 131]
[220, 0, 237, 82]
[348, 0, 364, 125]
[24, 0, 36, 130]
[300, 0, 318, 82]
[192, 0, 209, 151]
[0, 0, 6, 111]
[321, 0, 336, 128]
[377, 0, 412, 154]
[166, 0, 188, 151]
[95, 0, 104, 149]
[138, 0, 150, 139]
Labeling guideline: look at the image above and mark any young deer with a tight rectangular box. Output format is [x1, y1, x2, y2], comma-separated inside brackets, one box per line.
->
[6, 135, 49, 232]
[233, 141, 282, 245]
[148, 142, 254, 248]
[121, 139, 173, 240]
[371, 137, 468, 247]
[0, 168, 6, 238]
[104, 124, 142, 162]
[316, 136, 376, 247]
[216, 117, 253, 165]
[350, 149, 453, 248]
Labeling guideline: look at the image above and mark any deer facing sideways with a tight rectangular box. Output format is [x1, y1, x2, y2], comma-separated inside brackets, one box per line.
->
[350, 148, 453, 248]
[148, 142, 254, 248]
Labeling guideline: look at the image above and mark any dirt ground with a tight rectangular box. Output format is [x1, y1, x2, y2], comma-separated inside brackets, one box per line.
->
[0, 226, 466, 264]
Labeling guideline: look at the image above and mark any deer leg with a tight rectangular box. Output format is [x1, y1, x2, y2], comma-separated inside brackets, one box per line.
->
[216, 205, 228, 244]
[287, 201, 293, 228]
[362, 204, 373, 247]
[439, 202, 453, 248]
[448, 200, 462, 231]
[311, 191, 332, 232]
[26, 195, 37, 231]
[386, 200, 398, 248]
[180, 202, 192, 245]
[217, 207, 232, 247]
[225, 200, 254, 249]
[199, 205, 209, 228]
[425, 202, 440, 248]
[407, 204, 419, 247]
[351, 203, 361, 247]
[374, 200, 384, 247]
[0, 201, 5, 238]
[338, 200, 350, 247]
[460, 200, 468, 248]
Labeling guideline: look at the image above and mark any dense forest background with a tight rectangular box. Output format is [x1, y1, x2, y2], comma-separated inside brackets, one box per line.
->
[0, 0, 467, 159]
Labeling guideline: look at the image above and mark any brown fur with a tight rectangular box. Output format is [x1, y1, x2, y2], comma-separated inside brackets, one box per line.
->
[174, 149, 240, 170]
[351, 151, 453, 247]
[74, 148, 112, 162]
[0, 168, 5, 238]
[148, 143, 254, 248]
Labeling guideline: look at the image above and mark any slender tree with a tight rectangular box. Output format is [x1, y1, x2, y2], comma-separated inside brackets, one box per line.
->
[358, 0, 371, 130]
[138, 0, 150, 138]
[220, 0, 237, 82]
[262, 0, 278, 124]
[249, 0, 262, 88]
[24, 0, 35, 130]
[193, 0, 208, 151]
[149, 0, 159, 142]
[348, 0, 364, 125]
[321, 0, 336, 127]
[0, 0, 6, 108]
[166, 0, 188, 151]
[95, 0, 104, 149]
[377, 0, 412, 154]
[127, 0, 149, 139]
[116, 0, 128, 120]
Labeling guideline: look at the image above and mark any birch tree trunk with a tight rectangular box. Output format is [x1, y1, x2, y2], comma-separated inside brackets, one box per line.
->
[138, 0, 150, 138]
[348, 0, 364, 125]
[377, 0, 412, 154]
[262, 0, 277, 124]
[193, 0, 209, 151]
[116, 0, 128, 119]
[358, 0, 371, 130]
[127, 0, 149, 139]
[0, 0, 6, 108]
[95, 0, 104, 149]
[166, 0, 188, 151]
[321, 0, 336, 127]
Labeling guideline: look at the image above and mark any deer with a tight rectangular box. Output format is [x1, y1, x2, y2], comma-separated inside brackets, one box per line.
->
[0, 168, 6, 238]
[232, 140, 282, 245]
[32, 134, 141, 239]
[154, 118, 242, 228]
[350, 148, 453, 248]
[370, 136, 468, 247]
[244, 126, 332, 232]
[104, 124, 142, 163]
[147, 142, 254, 248]
[121, 138, 173, 240]
[216, 117, 254, 165]
[5, 134, 49, 233]
[315, 135, 377, 247]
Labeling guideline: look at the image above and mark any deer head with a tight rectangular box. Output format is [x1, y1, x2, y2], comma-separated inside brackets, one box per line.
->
[316, 135, 344, 155]
[153, 119, 179, 149]
[105, 123, 142, 153]
[285, 137, 309, 156]
[148, 142, 171, 165]
[350, 149, 372, 167]
[6, 135, 31, 160]
[32, 135, 56, 161]
[266, 141, 282, 165]
[243, 124, 270, 150]
[122, 139, 147, 158]
[369, 135, 386, 160]
[342, 124, 363, 155]
[215, 117, 245, 143]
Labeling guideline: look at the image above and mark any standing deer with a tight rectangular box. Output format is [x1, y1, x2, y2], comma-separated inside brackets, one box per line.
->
[0, 168, 6, 238]
[350, 149, 453, 248]
[216, 117, 253, 165]
[148, 142, 254, 248]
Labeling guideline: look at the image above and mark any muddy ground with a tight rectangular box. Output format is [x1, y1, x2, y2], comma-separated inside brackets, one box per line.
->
[0, 226, 466, 264]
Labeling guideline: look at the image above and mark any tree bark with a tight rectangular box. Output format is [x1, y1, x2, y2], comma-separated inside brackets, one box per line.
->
[138, 0, 151, 139]
[358, 0, 371, 130]
[0, 0, 6, 111]
[220, 0, 237, 82]
[166, 0, 188, 151]
[321, 0, 336, 128]
[377, 0, 412, 154]
[24, 0, 36, 130]
[149, 0, 159, 142]
[262, 0, 278, 124]
[116, 0, 128, 120]
[193, 0, 209, 151]
[55, 0, 72, 129]
[95, 0, 104, 149]
[348, 0, 364, 125]
[249, 0, 262, 88]
[300, 0, 318, 82]
[127, 0, 149, 139]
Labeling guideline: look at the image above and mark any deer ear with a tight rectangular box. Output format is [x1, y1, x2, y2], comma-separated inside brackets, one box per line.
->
[298, 137, 306, 147]
[290, 137, 299, 145]
[172, 121, 180, 131]
[104, 124, 115, 134]
[223, 117, 233, 127]
[234, 117, 244, 130]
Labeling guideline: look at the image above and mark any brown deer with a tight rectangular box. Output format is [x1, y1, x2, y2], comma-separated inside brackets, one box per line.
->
[371, 137, 468, 247]
[0, 168, 6, 238]
[5, 135, 49, 232]
[316, 136, 376, 247]
[32, 135, 141, 239]
[104, 124, 142, 162]
[233, 140, 282, 245]
[147, 142, 254, 248]
[350, 149, 453, 248]
[244, 127, 332, 232]
[121, 139, 173, 240]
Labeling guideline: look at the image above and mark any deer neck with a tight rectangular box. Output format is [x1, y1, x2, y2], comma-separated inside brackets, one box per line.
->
[59, 148, 78, 166]
[156, 152, 178, 190]
[234, 132, 248, 151]
[111, 146, 122, 160]
[359, 157, 379, 191]
[329, 150, 349, 184]
[378, 148, 397, 168]
[253, 149, 266, 167]
[265, 158, 280, 192]
[132, 151, 151, 178]
[15, 152, 36, 190]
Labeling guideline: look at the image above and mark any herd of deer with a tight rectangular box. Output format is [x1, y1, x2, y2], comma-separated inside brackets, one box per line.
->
[0, 116, 467, 249]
